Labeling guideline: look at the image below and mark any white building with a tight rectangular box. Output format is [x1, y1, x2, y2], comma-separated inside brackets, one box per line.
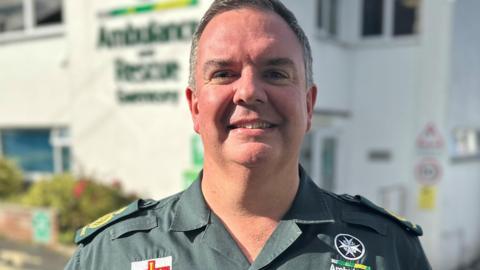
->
[0, 0, 479, 269]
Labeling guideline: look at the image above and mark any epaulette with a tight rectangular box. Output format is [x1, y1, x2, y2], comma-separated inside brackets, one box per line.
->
[75, 199, 159, 244]
[340, 194, 423, 236]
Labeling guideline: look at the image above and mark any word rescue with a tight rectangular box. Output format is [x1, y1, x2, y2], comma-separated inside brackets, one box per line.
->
[115, 59, 179, 82]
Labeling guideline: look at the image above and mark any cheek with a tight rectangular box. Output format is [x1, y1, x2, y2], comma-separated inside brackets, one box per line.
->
[197, 88, 233, 127]
[273, 91, 307, 120]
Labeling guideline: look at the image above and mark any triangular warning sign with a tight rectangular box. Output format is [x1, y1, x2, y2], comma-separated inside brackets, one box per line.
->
[416, 122, 444, 150]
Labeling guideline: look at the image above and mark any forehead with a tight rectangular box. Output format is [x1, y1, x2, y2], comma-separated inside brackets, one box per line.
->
[197, 8, 304, 65]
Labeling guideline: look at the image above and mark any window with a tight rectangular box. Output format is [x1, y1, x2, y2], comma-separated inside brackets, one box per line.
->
[0, 0, 24, 33]
[362, 0, 384, 36]
[317, 0, 339, 37]
[0, 0, 63, 41]
[393, 0, 419, 36]
[34, 0, 62, 27]
[50, 128, 71, 173]
[362, 0, 420, 38]
[0, 128, 71, 174]
[451, 128, 480, 162]
[1, 129, 53, 172]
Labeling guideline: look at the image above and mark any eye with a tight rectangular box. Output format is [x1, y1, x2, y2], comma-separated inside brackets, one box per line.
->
[210, 70, 238, 84]
[212, 70, 233, 78]
[263, 69, 289, 83]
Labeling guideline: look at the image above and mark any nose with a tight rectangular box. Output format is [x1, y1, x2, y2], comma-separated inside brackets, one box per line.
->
[232, 70, 267, 105]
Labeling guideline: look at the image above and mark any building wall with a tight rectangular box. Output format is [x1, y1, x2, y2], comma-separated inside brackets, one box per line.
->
[347, 45, 418, 201]
[285, 0, 351, 113]
[443, 0, 480, 268]
[0, 37, 70, 127]
[449, 0, 480, 126]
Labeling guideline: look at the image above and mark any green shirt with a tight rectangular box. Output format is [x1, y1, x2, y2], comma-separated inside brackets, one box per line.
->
[65, 168, 431, 270]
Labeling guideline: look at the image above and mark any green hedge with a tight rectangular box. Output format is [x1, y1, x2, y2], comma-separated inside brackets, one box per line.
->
[21, 174, 137, 244]
[0, 158, 23, 199]
[0, 157, 137, 244]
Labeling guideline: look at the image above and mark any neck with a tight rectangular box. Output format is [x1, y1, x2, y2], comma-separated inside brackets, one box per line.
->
[200, 160, 300, 263]
[201, 160, 300, 221]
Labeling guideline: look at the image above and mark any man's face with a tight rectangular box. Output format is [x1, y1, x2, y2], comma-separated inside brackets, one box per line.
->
[187, 8, 316, 169]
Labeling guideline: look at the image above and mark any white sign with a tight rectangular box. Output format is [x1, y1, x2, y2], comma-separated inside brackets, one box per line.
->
[416, 122, 444, 151]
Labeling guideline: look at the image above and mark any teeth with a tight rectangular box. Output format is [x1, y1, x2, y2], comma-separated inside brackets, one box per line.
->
[236, 122, 273, 129]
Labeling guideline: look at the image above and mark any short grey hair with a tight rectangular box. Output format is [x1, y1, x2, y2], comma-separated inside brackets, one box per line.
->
[188, 0, 313, 89]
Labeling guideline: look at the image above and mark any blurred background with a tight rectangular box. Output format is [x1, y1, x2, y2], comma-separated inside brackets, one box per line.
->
[0, 0, 479, 269]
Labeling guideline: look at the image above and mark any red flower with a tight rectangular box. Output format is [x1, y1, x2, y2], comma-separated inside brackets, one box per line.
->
[73, 180, 88, 199]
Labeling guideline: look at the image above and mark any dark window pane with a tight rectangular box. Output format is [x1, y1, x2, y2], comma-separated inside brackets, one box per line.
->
[0, 0, 24, 33]
[61, 146, 70, 172]
[321, 137, 336, 191]
[317, 0, 323, 29]
[394, 0, 419, 36]
[34, 0, 62, 27]
[1, 129, 54, 173]
[329, 0, 337, 35]
[362, 0, 384, 36]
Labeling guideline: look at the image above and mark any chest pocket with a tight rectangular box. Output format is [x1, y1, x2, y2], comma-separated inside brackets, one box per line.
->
[338, 211, 390, 270]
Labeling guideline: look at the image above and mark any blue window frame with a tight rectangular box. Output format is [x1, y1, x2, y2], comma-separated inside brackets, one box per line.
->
[1, 129, 54, 172]
[0, 128, 71, 174]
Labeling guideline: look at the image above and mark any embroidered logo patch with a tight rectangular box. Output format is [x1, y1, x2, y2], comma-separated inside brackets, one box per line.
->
[330, 258, 371, 270]
[80, 206, 128, 236]
[334, 234, 365, 261]
[131, 256, 172, 270]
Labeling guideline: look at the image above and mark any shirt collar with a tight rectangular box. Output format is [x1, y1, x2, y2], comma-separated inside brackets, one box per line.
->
[169, 166, 335, 232]
[283, 166, 335, 224]
[169, 170, 210, 232]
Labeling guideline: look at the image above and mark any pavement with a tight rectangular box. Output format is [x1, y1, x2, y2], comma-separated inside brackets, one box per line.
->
[0, 238, 71, 270]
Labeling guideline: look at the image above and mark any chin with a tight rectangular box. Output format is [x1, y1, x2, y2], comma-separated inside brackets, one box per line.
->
[228, 143, 277, 168]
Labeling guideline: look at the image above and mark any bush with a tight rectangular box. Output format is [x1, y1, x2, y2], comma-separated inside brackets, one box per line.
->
[0, 158, 23, 199]
[21, 174, 136, 244]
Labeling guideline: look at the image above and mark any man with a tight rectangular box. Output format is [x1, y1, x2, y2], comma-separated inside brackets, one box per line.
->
[65, 0, 431, 269]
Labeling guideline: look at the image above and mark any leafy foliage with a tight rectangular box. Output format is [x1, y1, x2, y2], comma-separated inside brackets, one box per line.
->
[0, 158, 23, 199]
[21, 174, 136, 244]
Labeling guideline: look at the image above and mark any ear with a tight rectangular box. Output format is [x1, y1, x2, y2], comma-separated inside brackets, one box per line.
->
[306, 85, 317, 132]
[186, 87, 200, 134]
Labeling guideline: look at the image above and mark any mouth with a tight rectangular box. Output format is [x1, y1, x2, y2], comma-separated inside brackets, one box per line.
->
[227, 121, 276, 130]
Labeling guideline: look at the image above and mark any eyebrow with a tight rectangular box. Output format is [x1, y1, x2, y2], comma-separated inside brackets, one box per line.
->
[203, 57, 297, 71]
[263, 57, 296, 68]
[203, 59, 233, 72]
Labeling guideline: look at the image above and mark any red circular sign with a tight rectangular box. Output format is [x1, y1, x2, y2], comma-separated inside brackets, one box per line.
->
[415, 158, 442, 185]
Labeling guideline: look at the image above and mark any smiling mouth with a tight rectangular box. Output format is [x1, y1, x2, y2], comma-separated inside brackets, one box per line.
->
[228, 121, 276, 130]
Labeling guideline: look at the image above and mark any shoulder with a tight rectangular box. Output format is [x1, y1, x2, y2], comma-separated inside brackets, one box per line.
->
[325, 192, 423, 236]
[74, 192, 182, 245]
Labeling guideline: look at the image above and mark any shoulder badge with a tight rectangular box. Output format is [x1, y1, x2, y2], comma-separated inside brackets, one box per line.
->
[75, 199, 158, 244]
[340, 194, 423, 236]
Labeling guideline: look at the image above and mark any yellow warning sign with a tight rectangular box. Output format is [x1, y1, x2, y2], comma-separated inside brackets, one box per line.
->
[418, 185, 437, 210]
